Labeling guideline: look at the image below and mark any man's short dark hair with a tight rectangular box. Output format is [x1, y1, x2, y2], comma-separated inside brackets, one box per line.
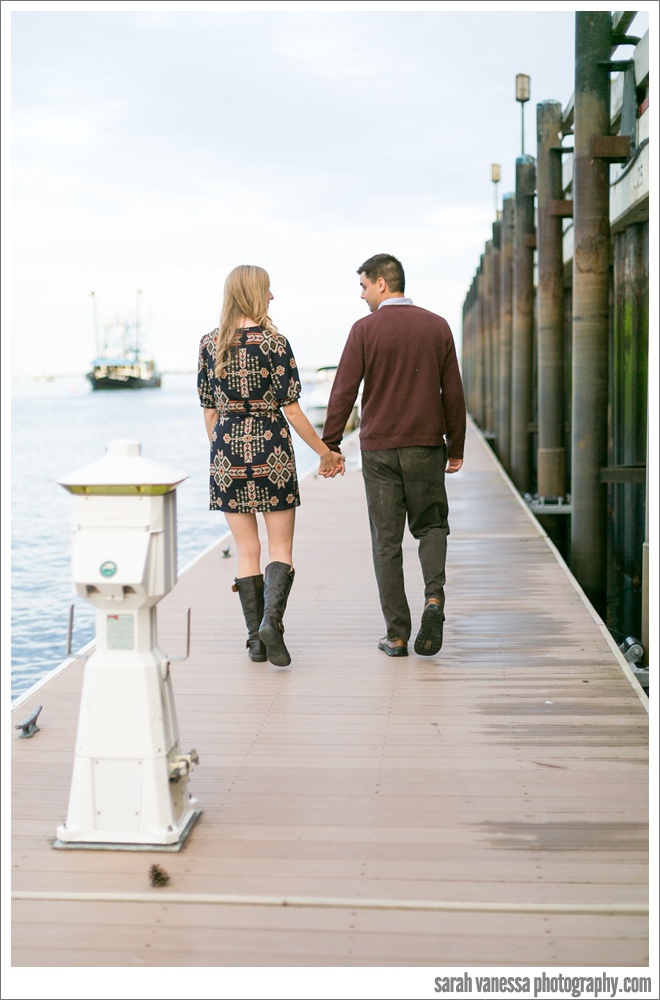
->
[357, 254, 405, 294]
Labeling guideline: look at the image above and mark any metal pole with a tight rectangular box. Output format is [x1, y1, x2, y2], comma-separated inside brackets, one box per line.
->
[136, 288, 143, 357]
[510, 155, 536, 492]
[516, 74, 531, 156]
[571, 11, 612, 613]
[498, 193, 515, 472]
[536, 100, 567, 499]
[492, 163, 501, 219]
[91, 291, 101, 357]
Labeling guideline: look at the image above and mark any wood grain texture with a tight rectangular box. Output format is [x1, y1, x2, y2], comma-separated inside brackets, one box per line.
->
[11, 420, 649, 969]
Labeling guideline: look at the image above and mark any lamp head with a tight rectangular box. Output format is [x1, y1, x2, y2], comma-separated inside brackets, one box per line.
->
[516, 73, 531, 104]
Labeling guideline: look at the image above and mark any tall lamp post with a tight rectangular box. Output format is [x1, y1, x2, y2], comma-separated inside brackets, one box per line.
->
[516, 73, 531, 156]
[491, 163, 501, 216]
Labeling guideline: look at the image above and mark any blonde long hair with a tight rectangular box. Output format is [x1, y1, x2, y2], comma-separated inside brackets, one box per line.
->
[214, 265, 279, 378]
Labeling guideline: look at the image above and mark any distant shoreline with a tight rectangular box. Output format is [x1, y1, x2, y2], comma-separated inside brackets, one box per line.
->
[15, 366, 331, 385]
[17, 369, 198, 382]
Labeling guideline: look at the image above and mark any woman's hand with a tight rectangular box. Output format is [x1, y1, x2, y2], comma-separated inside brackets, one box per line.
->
[203, 407, 219, 443]
[280, 401, 346, 477]
[319, 449, 345, 478]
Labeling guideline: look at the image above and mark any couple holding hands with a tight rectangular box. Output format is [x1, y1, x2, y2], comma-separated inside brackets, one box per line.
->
[197, 254, 466, 668]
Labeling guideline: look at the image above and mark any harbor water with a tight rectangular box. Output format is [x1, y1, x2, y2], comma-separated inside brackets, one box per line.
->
[9, 371, 321, 702]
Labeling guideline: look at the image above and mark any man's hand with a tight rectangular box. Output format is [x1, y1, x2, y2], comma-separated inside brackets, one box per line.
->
[319, 450, 346, 478]
[446, 457, 463, 474]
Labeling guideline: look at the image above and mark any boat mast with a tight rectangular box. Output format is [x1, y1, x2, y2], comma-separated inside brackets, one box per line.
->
[90, 291, 101, 357]
[135, 288, 142, 360]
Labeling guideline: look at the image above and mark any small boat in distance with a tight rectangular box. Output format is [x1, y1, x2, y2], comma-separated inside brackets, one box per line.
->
[87, 349, 162, 391]
[304, 365, 360, 433]
[86, 290, 162, 391]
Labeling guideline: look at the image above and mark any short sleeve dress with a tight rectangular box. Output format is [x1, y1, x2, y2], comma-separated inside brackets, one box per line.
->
[197, 326, 302, 513]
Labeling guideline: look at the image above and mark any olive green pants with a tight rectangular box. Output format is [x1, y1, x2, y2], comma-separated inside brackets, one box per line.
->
[362, 446, 449, 642]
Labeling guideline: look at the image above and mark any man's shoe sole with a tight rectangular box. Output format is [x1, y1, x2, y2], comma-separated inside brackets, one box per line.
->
[378, 640, 408, 657]
[414, 606, 445, 656]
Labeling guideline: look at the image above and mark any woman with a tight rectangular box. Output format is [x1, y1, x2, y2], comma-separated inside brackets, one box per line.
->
[197, 264, 344, 667]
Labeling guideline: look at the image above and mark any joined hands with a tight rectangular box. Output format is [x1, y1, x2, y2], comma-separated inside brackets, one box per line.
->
[319, 450, 346, 478]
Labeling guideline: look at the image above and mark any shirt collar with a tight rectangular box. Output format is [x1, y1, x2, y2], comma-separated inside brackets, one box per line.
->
[378, 297, 414, 309]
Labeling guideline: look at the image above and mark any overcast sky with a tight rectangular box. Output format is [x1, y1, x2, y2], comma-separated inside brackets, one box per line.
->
[4, 2, 651, 381]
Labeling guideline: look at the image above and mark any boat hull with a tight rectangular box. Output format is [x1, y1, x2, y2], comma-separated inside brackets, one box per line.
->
[87, 373, 162, 390]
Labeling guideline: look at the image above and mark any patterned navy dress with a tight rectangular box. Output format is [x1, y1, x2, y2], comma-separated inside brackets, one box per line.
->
[197, 326, 302, 513]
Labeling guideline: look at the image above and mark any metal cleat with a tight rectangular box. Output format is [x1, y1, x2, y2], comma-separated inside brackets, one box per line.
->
[15, 705, 42, 739]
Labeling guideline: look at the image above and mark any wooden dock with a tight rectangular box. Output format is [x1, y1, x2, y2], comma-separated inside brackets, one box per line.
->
[10, 419, 650, 978]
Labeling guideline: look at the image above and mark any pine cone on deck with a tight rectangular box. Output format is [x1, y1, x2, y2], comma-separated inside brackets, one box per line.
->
[149, 863, 170, 887]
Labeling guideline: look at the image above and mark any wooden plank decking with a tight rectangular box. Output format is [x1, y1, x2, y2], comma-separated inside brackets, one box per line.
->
[10, 419, 650, 976]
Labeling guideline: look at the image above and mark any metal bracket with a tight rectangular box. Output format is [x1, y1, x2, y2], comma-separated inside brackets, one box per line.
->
[526, 495, 573, 516]
[15, 704, 42, 739]
[66, 605, 92, 661]
[600, 465, 646, 484]
[591, 135, 632, 163]
[610, 34, 641, 49]
[598, 59, 635, 73]
[167, 608, 191, 663]
[619, 636, 644, 665]
[549, 199, 574, 218]
[67, 605, 191, 663]
[66, 604, 75, 657]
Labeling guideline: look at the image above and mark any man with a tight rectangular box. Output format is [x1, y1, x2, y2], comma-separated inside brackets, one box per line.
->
[322, 253, 466, 657]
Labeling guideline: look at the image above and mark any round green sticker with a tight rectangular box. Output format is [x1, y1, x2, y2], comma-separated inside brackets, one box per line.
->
[100, 561, 118, 578]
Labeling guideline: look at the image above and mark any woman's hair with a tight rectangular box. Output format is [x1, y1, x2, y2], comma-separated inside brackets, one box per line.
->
[214, 265, 279, 377]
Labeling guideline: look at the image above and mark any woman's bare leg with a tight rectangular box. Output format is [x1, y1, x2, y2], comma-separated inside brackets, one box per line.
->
[224, 513, 261, 577]
[263, 508, 296, 567]
[259, 508, 296, 666]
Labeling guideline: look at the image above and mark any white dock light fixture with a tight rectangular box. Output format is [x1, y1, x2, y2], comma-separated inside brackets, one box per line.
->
[516, 73, 531, 156]
[55, 439, 201, 850]
[491, 162, 501, 215]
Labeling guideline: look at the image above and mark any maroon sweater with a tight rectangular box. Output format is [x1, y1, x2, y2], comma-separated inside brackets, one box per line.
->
[322, 303, 466, 459]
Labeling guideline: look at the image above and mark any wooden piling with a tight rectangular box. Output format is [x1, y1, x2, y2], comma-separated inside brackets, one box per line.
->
[536, 100, 568, 499]
[497, 193, 515, 472]
[570, 11, 613, 613]
[510, 155, 536, 493]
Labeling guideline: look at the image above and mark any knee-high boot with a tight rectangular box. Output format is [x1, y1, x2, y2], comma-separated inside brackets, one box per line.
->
[232, 575, 267, 662]
[259, 561, 295, 666]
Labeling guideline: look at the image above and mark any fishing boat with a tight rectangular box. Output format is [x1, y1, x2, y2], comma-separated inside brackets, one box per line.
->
[86, 348, 162, 391]
[86, 291, 162, 391]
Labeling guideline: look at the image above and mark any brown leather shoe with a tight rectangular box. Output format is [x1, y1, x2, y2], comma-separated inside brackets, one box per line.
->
[378, 636, 408, 657]
[414, 598, 445, 656]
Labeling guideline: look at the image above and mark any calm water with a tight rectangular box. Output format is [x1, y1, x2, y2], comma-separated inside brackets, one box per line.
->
[9, 371, 320, 701]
